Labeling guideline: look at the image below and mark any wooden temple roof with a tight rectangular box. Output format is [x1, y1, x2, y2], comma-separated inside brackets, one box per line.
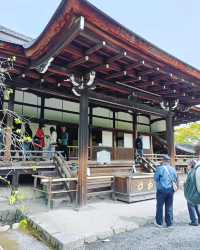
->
[0, 0, 200, 124]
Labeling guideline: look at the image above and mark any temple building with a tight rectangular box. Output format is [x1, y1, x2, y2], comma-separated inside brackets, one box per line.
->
[0, 0, 200, 206]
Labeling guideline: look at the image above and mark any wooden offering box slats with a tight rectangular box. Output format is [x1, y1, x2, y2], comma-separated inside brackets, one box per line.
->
[114, 174, 156, 203]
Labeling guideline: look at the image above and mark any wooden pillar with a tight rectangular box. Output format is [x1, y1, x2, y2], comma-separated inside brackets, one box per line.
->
[166, 113, 176, 166]
[89, 105, 93, 160]
[4, 89, 15, 161]
[112, 111, 116, 160]
[12, 172, 20, 190]
[133, 113, 137, 159]
[78, 89, 89, 207]
[40, 96, 45, 123]
[0, 86, 4, 120]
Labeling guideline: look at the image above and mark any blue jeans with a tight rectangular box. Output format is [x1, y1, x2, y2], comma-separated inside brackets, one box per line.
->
[23, 142, 31, 160]
[137, 148, 143, 157]
[187, 202, 200, 224]
[48, 144, 55, 160]
[156, 188, 174, 226]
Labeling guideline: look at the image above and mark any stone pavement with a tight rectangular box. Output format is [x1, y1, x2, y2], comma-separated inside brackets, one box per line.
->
[27, 190, 188, 250]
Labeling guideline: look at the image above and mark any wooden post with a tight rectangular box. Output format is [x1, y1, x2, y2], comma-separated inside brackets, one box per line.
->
[12, 172, 19, 190]
[112, 111, 116, 160]
[0, 86, 4, 121]
[78, 89, 89, 207]
[89, 105, 93, 160]
[40, 96, 45, 122]
[4, 89, 15, 161]
[166, 113, 176, 166]
[133, 113, 137, 159]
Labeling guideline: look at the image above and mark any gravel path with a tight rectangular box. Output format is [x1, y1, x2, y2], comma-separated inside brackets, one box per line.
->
[86, 212, 200, 250]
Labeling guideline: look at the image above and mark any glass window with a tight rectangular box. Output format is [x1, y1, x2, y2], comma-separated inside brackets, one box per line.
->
[15, 90, 23, 102]
[23, 105, 40, 119]
[117, 112, 132, 121]
[116, 121, 132, 131]
[63, 100, 79, 112]
[137, 124, 150, 133]
[44, 109, 62, 122]
[93, 107, 113, 118]
[137, 115, 150, 125]
[62, 112, 79, 124]
[45, 98, 62, 109]
[93, 117, 113, 128]
[23, 92, 40, 105]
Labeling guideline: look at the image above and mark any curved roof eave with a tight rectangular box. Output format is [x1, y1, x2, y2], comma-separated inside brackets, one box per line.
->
[24, 0, 200, 82]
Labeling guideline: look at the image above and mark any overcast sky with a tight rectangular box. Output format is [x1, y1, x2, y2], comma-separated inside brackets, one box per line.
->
[0, 0, 200, 69]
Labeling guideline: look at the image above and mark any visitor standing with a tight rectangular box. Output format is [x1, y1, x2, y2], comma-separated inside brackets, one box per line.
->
[184, 143, 200, 225]
[59, 126, 69, 161]
[154, 155, 178, 227]
[186, 159, 200, 226]
[23, 123, 33, 160]
[135, 135, 143, 157]
[33, 123, 45, 159]
[48, 126, 57, 160]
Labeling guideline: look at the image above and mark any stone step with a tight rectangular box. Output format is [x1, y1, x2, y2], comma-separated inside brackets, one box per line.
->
[48, 197, 71, 209]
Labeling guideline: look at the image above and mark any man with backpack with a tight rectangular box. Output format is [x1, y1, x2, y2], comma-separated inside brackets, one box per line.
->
[154, 154, 178, 227]
[184, 143, 200, 226]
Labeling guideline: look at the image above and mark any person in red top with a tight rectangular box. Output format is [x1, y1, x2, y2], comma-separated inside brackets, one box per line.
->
[33, 124, 45, 160]
[35, 123, 45, 149]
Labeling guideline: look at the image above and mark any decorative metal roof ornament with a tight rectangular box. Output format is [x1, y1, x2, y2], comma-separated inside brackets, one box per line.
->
[35, 57, 54, 74]
[177, 104, 191, 112]
[70, 71, 96, 97]
[160, 99, 179, 111]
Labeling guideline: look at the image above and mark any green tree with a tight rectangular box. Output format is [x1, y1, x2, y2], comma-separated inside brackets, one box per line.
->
[175, 123, 200, 145]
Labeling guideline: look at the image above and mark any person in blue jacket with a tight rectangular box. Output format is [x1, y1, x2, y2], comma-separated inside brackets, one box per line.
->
[154, 154, 178, 227]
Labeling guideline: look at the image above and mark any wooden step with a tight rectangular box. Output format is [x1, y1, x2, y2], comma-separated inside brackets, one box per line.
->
[43, 182, 65, 191]
[38, 170, 58, 177]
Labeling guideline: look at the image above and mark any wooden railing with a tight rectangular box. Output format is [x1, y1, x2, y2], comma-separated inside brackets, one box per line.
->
[144, 154, 197, 167]
[33, 175, 114, 208]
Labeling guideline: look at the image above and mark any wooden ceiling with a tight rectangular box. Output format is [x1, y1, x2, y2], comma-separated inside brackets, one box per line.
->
[0, 0, 200, 124]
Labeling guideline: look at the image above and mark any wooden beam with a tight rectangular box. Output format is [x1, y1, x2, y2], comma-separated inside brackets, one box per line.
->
[67, 55, 89, 68]
[107, 51, 127, 64]
[30, 16, 85, 69]
[98, 79, 162, 103]
[85, 41, 106, 55]
[88, 91, 168, 117]
[105, 70, 127, 80]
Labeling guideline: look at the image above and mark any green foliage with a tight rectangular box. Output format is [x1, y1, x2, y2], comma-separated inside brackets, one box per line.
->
[19, 219, 28, 230]
[175, 123, 200, 145]
[9, 190, 27, 205]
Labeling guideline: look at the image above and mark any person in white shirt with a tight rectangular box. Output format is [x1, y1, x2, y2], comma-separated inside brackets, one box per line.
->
[48, 127, 57, 160]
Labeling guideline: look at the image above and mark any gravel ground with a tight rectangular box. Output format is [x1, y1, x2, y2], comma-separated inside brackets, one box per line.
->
[86, 212, 200, 250]
[0, 230, 50, 250]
